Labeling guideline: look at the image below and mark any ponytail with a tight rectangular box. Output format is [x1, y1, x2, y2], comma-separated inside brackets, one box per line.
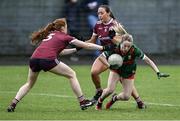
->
[30, 18, 67, 45]
[30, 23, 54, 45]
[110, 11, 115, 19]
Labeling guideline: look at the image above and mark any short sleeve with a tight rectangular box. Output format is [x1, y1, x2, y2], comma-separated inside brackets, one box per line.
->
[66, 35, 75, 43]
[134, 45, 145, 59]
[93, 23, 98, 35]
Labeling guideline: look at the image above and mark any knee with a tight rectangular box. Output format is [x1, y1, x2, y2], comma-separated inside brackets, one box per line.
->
[106, 88, 114, 95]
[26, 82, 33, 89]
[68, 70, 76, 79]
[91, 70, 99, 77]
[108, 89, 114, 94]
[123, 94, 131, 101]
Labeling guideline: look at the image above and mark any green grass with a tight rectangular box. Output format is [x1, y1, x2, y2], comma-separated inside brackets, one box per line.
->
[0, 65, 180, 120]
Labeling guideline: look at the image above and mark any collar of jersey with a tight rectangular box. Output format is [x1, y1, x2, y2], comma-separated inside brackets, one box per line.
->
[103, 18, 113, 25]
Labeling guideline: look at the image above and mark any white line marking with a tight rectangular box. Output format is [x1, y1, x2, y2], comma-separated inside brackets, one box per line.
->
[1, 91, 180, 107]
[129, 101, 180, 107]
[0, 91, 74, 98]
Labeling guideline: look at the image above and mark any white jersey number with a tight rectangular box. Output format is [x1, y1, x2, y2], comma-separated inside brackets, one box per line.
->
[43, 33, 55, 41]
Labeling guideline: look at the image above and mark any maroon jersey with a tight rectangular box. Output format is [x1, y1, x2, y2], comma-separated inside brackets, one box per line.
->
[31, 31, 74, 59]
[93, 18, 117, 46]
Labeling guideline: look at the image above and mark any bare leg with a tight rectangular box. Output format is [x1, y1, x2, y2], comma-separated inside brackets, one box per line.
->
[120, 78, 145, 108]
[119, 79, 139, 99]
[91, 57, 108, 90]
[101, 71, 119, 100]
[95, 71, 119, 110]
[50, 62, 83, 100]
[7, 68, 39, 112]
[50, 62, 93, 110]
[131, 85, 139, 99]
[105, 78, 134, 109]
[131, 85, 146, 109]
[15, 68, 39, 100]
[91, 57, 108, 102]
[116, 78, 134, 101]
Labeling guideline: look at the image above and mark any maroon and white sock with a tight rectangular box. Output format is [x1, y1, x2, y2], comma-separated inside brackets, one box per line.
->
[135, 97, 142, 103]
[11, 98, 19, 108]
[78, 95, 85, 103]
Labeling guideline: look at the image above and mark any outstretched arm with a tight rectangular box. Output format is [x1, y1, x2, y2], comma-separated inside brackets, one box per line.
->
[70, 39, 113, 51]
[143, 55, 170, 79]
[143, 55, 160, 73]
[59, 48, 77, 56]
[85, 34, 97, 43]
[71, 39, 103, 50]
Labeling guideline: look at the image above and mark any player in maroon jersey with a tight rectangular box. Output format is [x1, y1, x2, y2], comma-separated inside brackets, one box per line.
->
[86, 5, 146, 109]
[7, 18, 112, 112]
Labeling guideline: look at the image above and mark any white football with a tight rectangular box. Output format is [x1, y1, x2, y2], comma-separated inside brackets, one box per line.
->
[108, 54, 123, 67]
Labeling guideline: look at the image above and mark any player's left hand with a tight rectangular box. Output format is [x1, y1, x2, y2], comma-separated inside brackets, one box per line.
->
[157, 72, 170, 79]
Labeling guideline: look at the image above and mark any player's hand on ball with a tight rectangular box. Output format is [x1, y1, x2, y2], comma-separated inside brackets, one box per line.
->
[157, 72, 170, 79]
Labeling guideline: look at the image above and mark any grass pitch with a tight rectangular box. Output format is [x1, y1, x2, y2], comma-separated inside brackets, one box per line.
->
[0, 65, 180, 120]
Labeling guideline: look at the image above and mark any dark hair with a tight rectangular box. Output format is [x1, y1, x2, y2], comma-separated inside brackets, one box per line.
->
[30, 18, 67, 45]
[99, 5, 115, 19]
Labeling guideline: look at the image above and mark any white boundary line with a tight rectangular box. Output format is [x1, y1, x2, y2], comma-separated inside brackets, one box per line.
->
[129, 101, 180, 107]
[1, 91, 180, 107]
[1, 120, 180, 121]
[0, 91, 74, 98]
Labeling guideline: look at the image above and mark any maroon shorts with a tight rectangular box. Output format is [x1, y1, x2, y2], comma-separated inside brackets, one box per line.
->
[29, 58, 60, 72]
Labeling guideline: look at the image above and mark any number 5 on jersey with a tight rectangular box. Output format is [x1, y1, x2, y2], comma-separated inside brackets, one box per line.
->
[43, 33, 55, 41]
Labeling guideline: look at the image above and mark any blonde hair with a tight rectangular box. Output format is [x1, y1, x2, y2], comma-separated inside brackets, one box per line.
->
[112, 22, 128, 36]
[121, 34, 133, 43]
[30, 18, 67, 45]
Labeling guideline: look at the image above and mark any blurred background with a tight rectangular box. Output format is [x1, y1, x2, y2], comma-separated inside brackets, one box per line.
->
[0, 0, 180, 65]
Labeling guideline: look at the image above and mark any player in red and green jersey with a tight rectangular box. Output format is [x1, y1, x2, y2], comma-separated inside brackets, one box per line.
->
[95, 34, 170, 110]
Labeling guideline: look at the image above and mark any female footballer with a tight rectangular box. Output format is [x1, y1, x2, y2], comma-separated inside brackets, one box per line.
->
[7, 18, 111, 112]
[95, 34, 170, 110]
